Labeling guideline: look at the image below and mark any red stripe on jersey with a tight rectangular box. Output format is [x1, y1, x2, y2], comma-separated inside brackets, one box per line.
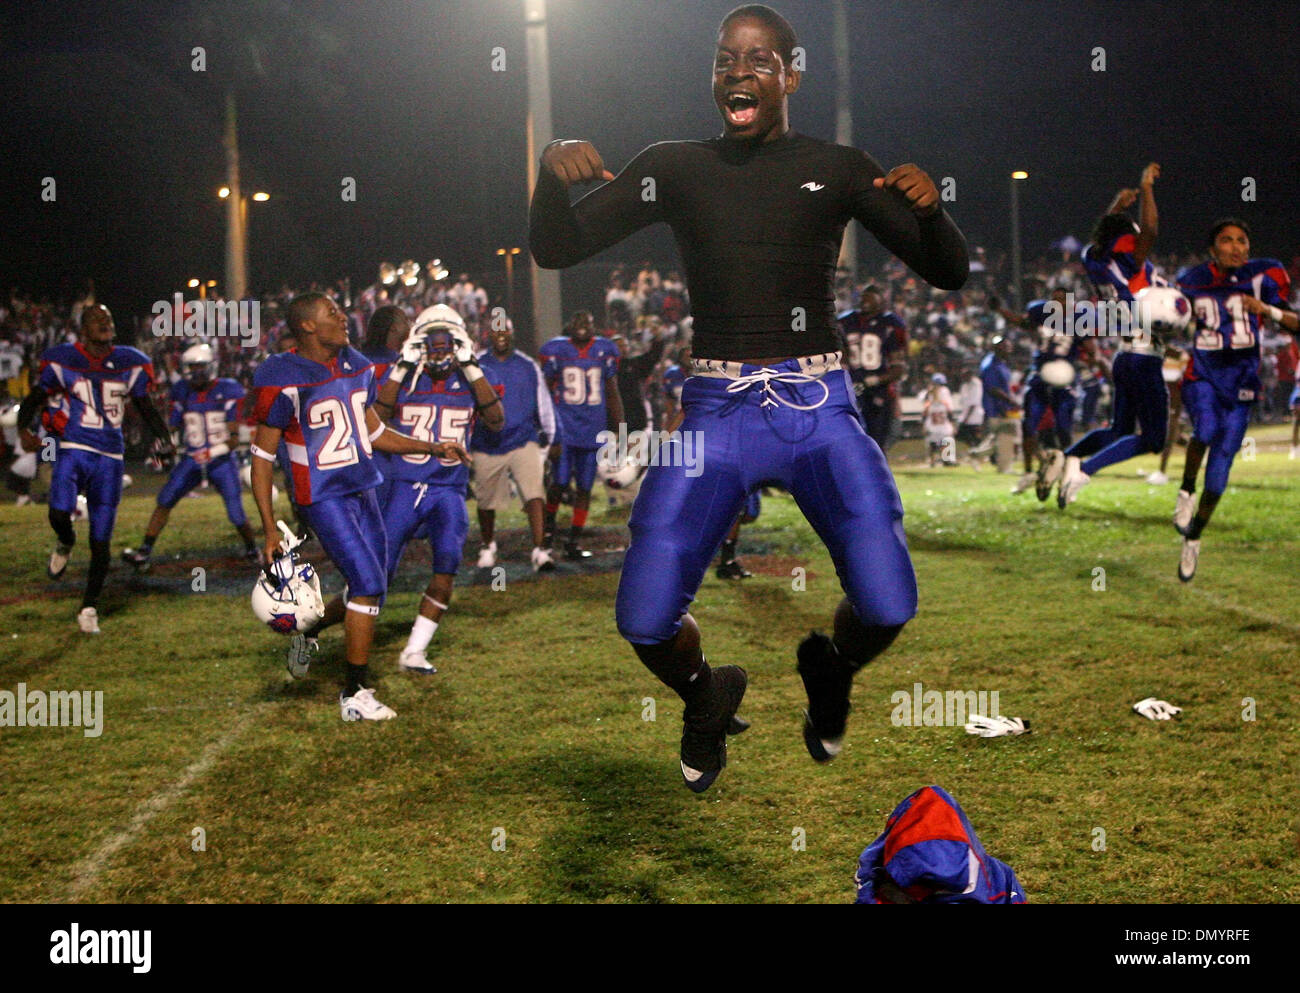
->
[251, 385, 281, 424]
[882, 787, 971, 865]
[290, 459, 313, 504]
[1128, 269, 1150, 293]
[1113, 233, 1137, 254]
[1266, 265, 1292, 301]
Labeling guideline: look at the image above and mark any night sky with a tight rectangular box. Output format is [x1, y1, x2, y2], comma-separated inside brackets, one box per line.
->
[3, 0, 1298, 330]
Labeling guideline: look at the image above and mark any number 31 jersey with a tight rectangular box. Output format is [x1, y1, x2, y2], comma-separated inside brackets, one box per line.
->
[251, 347, 381, 505]
[170, 377, 245, 457]
[37, 343, 155, 457]
[381, 371, 477, 488]
[539, 336, 619, 449]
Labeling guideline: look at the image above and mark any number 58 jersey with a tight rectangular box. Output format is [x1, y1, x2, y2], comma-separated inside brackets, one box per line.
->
[381, 371, 477, 488]
[37, 343, 156, 457]
[251, 347, 381, 505]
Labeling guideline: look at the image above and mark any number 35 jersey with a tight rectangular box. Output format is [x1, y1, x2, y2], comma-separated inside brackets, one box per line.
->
[539, 336, 619, 449]
[1177, 258, 1291, 402]
[252, 347, 381, 505]
[380, 371, 477, 488]
[37, 343, 156, 457]
[169, 377, 245, 457]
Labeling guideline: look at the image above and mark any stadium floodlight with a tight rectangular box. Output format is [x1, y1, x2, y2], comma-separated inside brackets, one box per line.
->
[1012, 171, 1029, 180]
[379, 262, 398, 286]
[187, 278, 201, 288]
[252, 192, 270, 202]
[218, 187, 231, 198]
[1010, 171, 1028, 309]
[427, 259, 449, 281]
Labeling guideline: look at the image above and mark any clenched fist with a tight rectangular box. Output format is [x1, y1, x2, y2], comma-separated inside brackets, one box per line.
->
[542, 140, 615, 189]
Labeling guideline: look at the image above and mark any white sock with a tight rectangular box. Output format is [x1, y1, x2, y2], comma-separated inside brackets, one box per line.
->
[405, 615, 438, 654]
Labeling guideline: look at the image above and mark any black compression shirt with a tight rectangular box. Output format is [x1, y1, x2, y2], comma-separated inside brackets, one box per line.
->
[530, 131, 969, 360]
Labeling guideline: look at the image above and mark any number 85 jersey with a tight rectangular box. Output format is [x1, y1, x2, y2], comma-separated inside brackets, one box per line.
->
[252, 347, 381, 505]
[37, 342, 155, 457]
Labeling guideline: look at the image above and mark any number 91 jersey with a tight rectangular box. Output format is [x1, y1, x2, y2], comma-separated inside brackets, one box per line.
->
[170, 377, 245, 457]
[539, 336, 619, 448]
[252, 347, 381, 505]
[381, 371, 476, 487]
[37, 343, 155, 456]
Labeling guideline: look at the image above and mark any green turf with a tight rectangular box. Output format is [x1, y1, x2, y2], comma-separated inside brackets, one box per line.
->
[1, 426, 1297, 903]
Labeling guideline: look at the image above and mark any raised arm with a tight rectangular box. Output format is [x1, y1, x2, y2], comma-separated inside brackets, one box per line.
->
[1133, 162, 1160, 266]
[529, 140, 664, 269]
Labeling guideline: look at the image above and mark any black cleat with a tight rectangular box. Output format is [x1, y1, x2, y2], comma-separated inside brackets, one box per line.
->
[563, 541, 592, 561]
[796, 632, 854, 763]
[680, 665, 748, 793]
[121, 547, 152, 574]
[715, 558, 752, 580]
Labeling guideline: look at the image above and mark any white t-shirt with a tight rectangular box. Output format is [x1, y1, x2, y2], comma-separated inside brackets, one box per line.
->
[958, 378, 984, 426]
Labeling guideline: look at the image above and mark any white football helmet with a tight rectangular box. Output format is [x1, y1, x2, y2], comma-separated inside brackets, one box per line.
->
[182, 342, 217, 385]
[252, 525, 324, 634]
[412, 304, 466, 336]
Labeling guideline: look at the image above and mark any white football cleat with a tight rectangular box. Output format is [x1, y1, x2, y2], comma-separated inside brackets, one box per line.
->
[1057, 455, 1089, 508]
[1133, 697, 1182, 721]
[398, 649, 437, 675]
[286, 632, 319, 679]
[476, 542, 497, 568]
[531, 546, 555, 572]
[1011, 472, 1036, 495]
[1146, 470, 1169, 485]
[1173, 489, 1195, 534]
[15, 494, 32, 507]
[1178, 538, 1200, 583]
[48, 543, 73, 580]
[340, 687, 396, 722]
[77, 607, 100, 634]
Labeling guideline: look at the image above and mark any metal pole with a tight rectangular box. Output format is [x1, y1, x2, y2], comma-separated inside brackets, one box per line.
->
[223, 90, 247, 301]
[1010, 175, 1022, 311]
[525, 0, 561, 356]
[833, 0, 856, 284]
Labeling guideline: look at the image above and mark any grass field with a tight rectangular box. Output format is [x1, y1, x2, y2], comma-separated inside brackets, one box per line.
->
[1, 425, 1297, 904]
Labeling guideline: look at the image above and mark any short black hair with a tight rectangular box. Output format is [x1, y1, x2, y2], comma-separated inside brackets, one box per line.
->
[287, 291, 330, 336]
[1206, 217, 1250, 249]
[1091, 212, 1138, 254]
[719, 4, 798, 65]
[366, 305, 406, 352]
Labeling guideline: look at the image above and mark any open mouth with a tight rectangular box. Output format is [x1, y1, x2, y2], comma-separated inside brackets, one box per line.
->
[724, 92, 759, 127]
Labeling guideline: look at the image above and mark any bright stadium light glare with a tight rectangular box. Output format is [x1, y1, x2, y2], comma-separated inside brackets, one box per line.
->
[187, 278, 200, 288]
[1012, 171, 1029, 180]
[218, 187, 231, 198]
[252, 192, 270, 202]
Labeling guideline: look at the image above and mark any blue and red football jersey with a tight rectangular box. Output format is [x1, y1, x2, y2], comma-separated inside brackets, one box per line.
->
[170, 377, 245, 458]
[360, 346, 399, 385]
[471, 349, 555, 455]
[539, 335, 619, 448]
[838, 310, 908, 388]
[251, 347, 381, 505]
[382, 371, 477, 488]
[1178, 258, 1292, 402]
[1083, 232, 1166, 303]
[37, 343, 155, 457]
[1025, 299, 1092, 372]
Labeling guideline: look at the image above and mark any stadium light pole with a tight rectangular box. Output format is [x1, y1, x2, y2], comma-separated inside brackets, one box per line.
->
[219, 186, 269, 299]
[497, 246, 522, 318]
[1010, 171, 1028, 310]
[524, 0, 562, 356]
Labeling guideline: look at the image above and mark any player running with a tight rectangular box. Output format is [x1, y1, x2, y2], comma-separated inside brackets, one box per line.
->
[838, 285, 909, 451]
[1057, 163, 1170, 507]
[1172, 219, 1297, 581]
[378, 305, 504, 674]
[539, 310, 625, 560]
[249, 292, 468, 721]
[122, 343, 259, 569]
[15, 304, 175, 633]
[530, 3, 967, 791]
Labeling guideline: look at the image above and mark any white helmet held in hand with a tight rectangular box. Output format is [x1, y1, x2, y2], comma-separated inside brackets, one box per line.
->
[252, 547, 324, 635]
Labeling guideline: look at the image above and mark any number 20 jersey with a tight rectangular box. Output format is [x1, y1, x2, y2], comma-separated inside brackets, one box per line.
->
[539, 336, 619, 449]
[37, 342, 155, 457]
[380, 371, 477, 488]
[251, 347, 381, 505]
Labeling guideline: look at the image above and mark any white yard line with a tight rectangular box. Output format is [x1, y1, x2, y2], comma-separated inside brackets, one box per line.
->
[64, 704, 267, 902]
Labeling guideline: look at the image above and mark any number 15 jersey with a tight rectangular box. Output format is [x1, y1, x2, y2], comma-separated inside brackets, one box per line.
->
[37, 342, 155, 458]
[252, 347, 381, 505]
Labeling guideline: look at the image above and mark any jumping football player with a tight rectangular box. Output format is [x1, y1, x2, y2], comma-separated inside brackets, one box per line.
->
[122, 343, 259, 569]
[377, 306, 504, 674]
[15, 304, 175, 633]
[249, 292, 468, 721]
[530, 3, 967, 791]
[1172, 219, 1297, 581]
[1057, 163, 1170, 507]
[838, 284, 909, 451]
[539, 310, 625, 560]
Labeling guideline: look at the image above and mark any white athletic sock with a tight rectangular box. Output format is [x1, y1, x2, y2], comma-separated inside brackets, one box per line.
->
[405, 615, 439, 654]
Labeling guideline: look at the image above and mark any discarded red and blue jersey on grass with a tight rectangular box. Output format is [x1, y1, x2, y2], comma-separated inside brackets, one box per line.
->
[855, 785, 1026, 904]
